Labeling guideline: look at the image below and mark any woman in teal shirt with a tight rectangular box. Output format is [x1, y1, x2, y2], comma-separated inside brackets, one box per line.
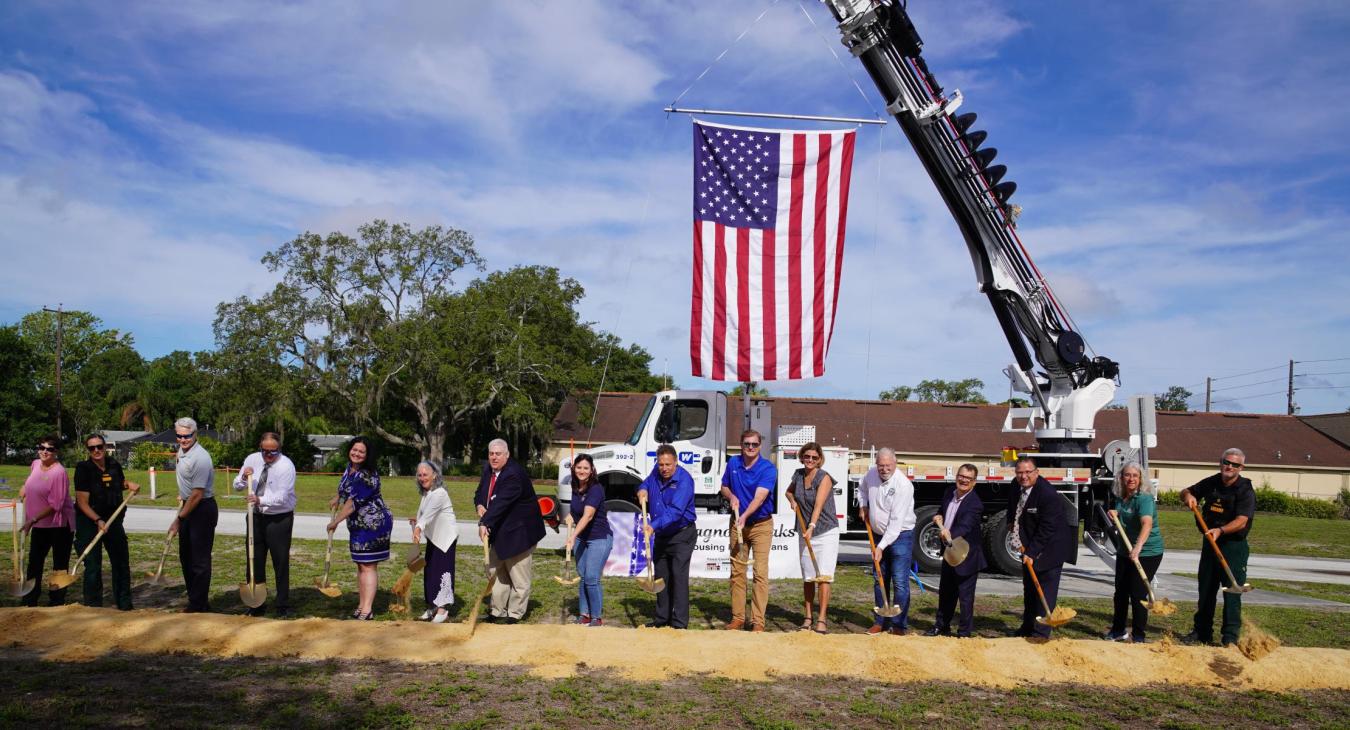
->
[1105, 462, 1164, 643]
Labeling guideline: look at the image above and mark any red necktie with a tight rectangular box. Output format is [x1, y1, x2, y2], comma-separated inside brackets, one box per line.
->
[487, 472, 498, 501]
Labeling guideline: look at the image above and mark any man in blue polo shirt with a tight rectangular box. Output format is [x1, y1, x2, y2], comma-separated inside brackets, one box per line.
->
[721, 429, 777, 632]
[639, 444, 697, 629]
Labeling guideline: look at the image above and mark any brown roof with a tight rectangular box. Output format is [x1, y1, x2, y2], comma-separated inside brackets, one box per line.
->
[553, 393, 1350, 468]
[1300, 413, 1350, 449]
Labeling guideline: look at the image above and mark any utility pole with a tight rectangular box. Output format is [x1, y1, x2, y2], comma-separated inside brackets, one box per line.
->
[1204, 377, 1212, 412]
[41, 303, 67, 434]
[1287, 359, 1296, 416]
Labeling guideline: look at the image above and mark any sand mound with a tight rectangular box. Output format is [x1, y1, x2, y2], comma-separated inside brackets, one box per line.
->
[1237, 620, 1282, 661]
[1, 606, 1346, 691]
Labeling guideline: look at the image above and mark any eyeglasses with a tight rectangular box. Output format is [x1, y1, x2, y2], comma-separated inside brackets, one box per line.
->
[86, 444, 106, 452]
[36, 446, 57, 453]
[174, 433, 196, 441]
[800, 454, 820, 462]
[1220, 459, 1244, 468]
[741, 441, 760, 448]
[956, 474, 976, 482]
[262, 449, 280, 457]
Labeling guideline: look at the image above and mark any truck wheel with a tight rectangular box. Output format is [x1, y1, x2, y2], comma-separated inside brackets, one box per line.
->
[983, 509, 1024, 575]
[912, 506, 944, 574]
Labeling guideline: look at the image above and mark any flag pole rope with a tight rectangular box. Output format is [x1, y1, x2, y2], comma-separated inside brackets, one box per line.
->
[669, 0, 783, 109]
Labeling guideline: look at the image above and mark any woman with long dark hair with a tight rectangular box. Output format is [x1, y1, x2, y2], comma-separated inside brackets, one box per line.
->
[567, 454, 612, 626]
[327, 436, 392, 619]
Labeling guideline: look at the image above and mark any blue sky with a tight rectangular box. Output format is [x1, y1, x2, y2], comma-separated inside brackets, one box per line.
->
[2, 0, 1348, 415]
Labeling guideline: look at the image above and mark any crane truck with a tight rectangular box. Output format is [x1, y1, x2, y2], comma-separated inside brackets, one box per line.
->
[558, 0, 1134, 575]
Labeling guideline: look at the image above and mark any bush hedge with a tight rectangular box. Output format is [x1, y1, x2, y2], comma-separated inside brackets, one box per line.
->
[1157, 485, 1342, 520]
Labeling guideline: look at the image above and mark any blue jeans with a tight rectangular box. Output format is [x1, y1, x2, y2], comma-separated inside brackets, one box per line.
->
[872, 530, 913, 629]
[574, 534, 613, 619]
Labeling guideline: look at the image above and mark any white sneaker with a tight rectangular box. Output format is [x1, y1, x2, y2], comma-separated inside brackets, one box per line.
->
[431, 610, 449, 624]
[418, 609, 434, 621]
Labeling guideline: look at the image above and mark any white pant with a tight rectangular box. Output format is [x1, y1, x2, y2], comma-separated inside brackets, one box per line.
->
[799, 529, 839, 582]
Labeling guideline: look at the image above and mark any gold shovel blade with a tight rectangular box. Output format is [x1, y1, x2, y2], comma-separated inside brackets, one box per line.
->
[637, 577, 665, 594]
[1036, 605, 1077, 627]
[239, 583, 268, 609]
[315, 579, 342, 598]
[47, 570, 77, 590]
[811, 575, 833, 583]
[1143, 597, 1178, 616]
[874, 605, 901, 618]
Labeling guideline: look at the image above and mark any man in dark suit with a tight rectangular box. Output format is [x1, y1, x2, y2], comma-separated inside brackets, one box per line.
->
[927, 463, 986, 638]
[1009, 456, 1074, 638]
[475, 438, 546, 623]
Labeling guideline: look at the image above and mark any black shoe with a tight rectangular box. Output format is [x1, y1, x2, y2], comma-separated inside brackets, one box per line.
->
[247, 605, 267, 617]
[925, 627, 951, 637]
[504, 617, 520, 625]
[956, 632, 973, 639]
[274, 607, 291, 619]
[1012, 628, 1032, 638]
[645, 621, 669, 628]
[1181, 631, 1212, 646]
[1103, 630, 1130, 642]
[1221, 639, 1236, 648]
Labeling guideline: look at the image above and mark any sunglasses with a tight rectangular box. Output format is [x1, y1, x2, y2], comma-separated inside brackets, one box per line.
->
[741, 441, 761, 448]
[86, 444, 106, 452]
[800, 454, 820, 462]
[262, 449, 280, 457]
[36, 445, 57, 453]
[1220, 458, 1244, 468]
[174, 433, 196, 441]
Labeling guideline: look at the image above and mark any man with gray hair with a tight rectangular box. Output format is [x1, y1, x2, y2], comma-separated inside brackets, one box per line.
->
[474, 439, 546, 623]
[858, 447, 917, 635]
[168, 417, 217, 613]
[1179, 448, 1255, 647]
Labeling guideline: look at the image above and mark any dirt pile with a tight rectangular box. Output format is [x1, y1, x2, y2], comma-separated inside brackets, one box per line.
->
[1237, 620, 1282, 661]
[2, 606, 1346, 691]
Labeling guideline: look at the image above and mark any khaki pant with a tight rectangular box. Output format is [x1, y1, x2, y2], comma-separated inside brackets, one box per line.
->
[489, 545, 534, 619]
[729, 517, 773, 626]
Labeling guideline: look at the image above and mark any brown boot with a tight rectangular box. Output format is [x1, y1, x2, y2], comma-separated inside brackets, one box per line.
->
[750, 624, 764, 633]
[724, 618, 745, 630]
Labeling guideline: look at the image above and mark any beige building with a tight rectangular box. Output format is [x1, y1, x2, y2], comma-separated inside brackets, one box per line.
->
[552, 393, 1350, 499]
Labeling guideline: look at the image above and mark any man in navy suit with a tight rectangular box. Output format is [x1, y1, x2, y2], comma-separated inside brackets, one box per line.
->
[475, 438, 546, 623]
[927, 463, 986, 637]
[1009, 456, 1074, 638]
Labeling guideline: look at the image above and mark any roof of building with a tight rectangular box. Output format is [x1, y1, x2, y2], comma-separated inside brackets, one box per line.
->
[308, 434, 355, 450]
[127, 427, 222, 445]
[98, 430, 151, 443]
[1300, 413, 1350, 449]
[553, 393, 1350, 468]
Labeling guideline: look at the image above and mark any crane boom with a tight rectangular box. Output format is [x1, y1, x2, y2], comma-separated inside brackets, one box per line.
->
[822, 0, 1119, 455]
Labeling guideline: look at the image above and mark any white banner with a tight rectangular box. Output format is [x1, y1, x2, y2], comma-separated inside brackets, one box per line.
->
[602, 511, 803, 579]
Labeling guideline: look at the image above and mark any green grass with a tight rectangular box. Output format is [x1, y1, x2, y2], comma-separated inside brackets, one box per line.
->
[0, 650, 1347, 729]
[1155, 508, 1350, 560]
[1173, 572, 1349, 604]
[2, 532, 1348, 649]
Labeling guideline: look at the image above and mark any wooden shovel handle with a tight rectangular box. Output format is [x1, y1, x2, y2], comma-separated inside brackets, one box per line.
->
[1189, 502, 1242, 586]
[1026, 560, 1053, 616]
[791, 501, 822, 574]
[72, 492, 134, 568]
[862, 513, 888, 598]
[1111, 512, 1156, 600]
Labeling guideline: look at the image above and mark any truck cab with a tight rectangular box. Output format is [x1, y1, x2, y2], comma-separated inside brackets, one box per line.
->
[557, 390, 727, 511]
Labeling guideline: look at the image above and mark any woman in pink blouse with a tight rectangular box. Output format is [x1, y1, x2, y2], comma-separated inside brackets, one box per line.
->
[20, 434, 75, 606]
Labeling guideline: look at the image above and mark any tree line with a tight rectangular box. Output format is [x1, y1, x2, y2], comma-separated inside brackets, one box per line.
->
[1, 220, 670, 466]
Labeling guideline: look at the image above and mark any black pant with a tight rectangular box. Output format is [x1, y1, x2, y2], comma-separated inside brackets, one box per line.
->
[247, 510, 294, 610]
[1111, 552, 1163, 640]
[935, 564, 978, 636]
[22, 526, 72, 607]
[653, 523, 695, 629]
[179, 497, 218, 611]
[74, 512, 132, 610]
[1020, 563, 1062, 638]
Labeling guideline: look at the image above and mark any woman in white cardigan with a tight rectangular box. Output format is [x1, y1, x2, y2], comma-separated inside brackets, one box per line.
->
[411, 459, 457, 623]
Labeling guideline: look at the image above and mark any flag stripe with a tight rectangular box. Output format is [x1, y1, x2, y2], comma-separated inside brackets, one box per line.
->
[690, 120, 855, 382]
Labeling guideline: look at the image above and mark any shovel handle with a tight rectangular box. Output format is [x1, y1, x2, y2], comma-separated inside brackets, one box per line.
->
[10, 500, 19, 582]
[1026, 560, 1053, 617]
[1110, 512, 1158, 602]
[71, 492, 135, 570]
[861, 512, 889, 602]
[791, 502, 823, 575]
[1188, 502, 1244, 588]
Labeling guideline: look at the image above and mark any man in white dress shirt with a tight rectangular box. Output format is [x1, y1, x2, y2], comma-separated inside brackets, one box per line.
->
[234, 432, 298, 617]
[858, 447, 917, 635]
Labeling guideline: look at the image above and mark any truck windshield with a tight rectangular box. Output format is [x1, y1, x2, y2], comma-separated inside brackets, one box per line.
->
[626, 396, 657, 446]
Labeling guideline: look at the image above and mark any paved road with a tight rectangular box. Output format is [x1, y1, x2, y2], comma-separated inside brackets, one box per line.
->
[122, 505, 1349, 608]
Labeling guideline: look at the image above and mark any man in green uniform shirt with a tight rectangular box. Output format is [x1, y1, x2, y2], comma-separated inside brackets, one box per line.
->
[1179, 448, 1255, 647]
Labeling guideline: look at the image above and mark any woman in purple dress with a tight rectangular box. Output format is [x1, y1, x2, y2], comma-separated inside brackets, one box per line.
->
[327, 437, 392, 620]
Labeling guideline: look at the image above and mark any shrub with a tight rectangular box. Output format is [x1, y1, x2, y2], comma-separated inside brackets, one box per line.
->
[1155, 490, 1182, 507]
[1253, 486, 1340, 520]
[1339, 487, 1350, 520]
[129, 442, 176, 470]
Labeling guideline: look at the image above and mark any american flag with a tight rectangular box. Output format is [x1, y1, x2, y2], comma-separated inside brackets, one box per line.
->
[690, 120, 856, 381]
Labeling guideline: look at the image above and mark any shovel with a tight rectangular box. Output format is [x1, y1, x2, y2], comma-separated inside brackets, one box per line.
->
[314, 503, 342, 598]
[728, 512, 749, 567]
[943, 536, 971, 568]
[790, 502, 830, 582]
[635, 498, 665, 594]
[1189, 502, 1253, 594]
[862, 513, 901, 618]
[1028, 560, 1077, 627]
[238, 476, 267, 609]
[9, 503, 35, 597]
[1109, 512, 1177, 616]
[466, 540, 497, 636]
[49, 492, 135, 590]
[552, 522, 581, 586]
[145, 498, 182, 587]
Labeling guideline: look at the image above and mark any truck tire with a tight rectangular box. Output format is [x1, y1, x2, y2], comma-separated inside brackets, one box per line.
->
[912, 506, 944, 574]
[983, 509, 1024, 576]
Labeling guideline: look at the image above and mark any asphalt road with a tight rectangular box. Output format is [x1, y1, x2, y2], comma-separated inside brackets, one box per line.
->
[120, 505, 1349, 608]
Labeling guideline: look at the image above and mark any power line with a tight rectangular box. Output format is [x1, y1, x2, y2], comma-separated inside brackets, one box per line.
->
[1296, 370, 1350, 378]
[1209, 389, 1287, 404]
[1299, 356, 1350, 364]
[1296, 385, 1350, 391]
[1209, 376, 1285, 393]
[1208, 364, 1286, 382]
